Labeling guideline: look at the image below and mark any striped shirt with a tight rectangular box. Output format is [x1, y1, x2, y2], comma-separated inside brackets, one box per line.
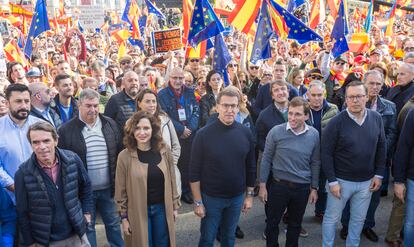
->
[81, 117, 110, 191]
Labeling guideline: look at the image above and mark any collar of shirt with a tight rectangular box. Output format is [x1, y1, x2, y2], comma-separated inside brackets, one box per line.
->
[79, 114, 102, 131]
[346, 108, 367, 126]
[5, 114, 30, 129]
[286, 122, 309, 136]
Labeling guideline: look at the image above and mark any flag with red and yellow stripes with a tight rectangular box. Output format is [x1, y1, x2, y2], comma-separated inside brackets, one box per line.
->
[4, 39, 27, 67]
[228, 0, 261, 34]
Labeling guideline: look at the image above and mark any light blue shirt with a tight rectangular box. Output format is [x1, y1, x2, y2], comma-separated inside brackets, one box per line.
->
[0, 114, 43, 203]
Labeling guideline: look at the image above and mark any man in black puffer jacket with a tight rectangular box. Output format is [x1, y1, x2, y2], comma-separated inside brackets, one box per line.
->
[15, 122, 93, 247]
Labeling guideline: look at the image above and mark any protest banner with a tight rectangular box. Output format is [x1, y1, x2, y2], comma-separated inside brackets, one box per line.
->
[77, 5, 105, 30]
[151, 27, 182, 53]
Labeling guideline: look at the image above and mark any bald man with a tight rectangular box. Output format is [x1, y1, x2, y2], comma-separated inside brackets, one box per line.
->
[386, 63, 414, 114]
[29, 82, 62, 128]
[104, 71, 140, 129]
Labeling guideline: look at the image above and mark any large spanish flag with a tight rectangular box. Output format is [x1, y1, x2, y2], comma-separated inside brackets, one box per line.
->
[309, 0, 325, 29]
[327, 0, 340, 19]
[228, 0, 261, 34]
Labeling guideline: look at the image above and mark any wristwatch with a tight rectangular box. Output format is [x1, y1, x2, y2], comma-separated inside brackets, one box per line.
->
[194, 199, 203, 207]
[311, 186, 318, 190]
[246, 191, 254, 197]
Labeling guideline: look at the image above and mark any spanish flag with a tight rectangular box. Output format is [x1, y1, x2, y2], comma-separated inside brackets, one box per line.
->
[9, 3, 33, 18]
[111, 30, 130, 43]
[122, 0, 141, 40]
[182, 0, 206, 58]
[4, 39, 27, 67]
[327, 0, 341, 19]
[228, 0, 261, 34]
[309, 0, 325, 29]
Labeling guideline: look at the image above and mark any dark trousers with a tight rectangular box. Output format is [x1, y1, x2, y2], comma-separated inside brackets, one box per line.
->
[341, 189, 381, 229]
[266, 180, 310, 247]
[178, 138, 193, 195]
[315, 171, 327, 215]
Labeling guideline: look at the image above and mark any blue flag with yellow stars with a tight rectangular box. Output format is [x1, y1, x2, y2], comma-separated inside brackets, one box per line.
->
[188, 0, 224, 48]
[268, 0, 322, 44]
[250, 0, 273, 64]
[24, 0, 50, 58]
[145, 0, 166, 20]
[330, 0, 349, 58]
[213, 33, 232, 86]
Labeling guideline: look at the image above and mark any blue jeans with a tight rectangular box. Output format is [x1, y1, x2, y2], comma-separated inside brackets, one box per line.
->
[86, 188, 123, 247]
[404, 179, 414, 247]
[148, 204, 170, 247]
[0, 188, 16, 247]
[341, 188, 381, 229]
[199, 193, 244, 247]
[322, 179, 372, 247]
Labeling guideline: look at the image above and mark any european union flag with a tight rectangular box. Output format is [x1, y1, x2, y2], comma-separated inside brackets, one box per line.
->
[139, 15, 147, 37]
[250, 1, 273, 64]
[268, 0, 322, 44]
[213, 33, 232, 86]
[24, 0, 50, 58]
[188, 0, 224, 48]
[145, 0, 166, 20]
[330, 0, 349, 58]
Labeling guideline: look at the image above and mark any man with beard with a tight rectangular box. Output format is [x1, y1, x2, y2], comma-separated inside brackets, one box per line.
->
[104, 71, 140, 129]
[29, 82, 62, 128]
[51, 74, 79, 124]
[0, 84, 43, 245]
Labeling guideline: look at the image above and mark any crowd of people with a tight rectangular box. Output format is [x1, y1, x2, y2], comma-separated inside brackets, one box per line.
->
[2, 5, 414, 247]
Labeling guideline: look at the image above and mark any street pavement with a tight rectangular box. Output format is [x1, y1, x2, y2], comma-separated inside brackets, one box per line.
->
[97, 190, 397, 247]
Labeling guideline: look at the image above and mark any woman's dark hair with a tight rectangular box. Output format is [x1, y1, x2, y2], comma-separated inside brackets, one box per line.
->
[135, 88, 165, 119]
[123, 111, 165, 152]
[205, 70, 223, 93]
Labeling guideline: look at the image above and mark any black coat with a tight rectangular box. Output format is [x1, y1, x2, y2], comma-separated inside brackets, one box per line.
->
[255, 103, 287, 151]
[199, 91, 216, 128]
[57, 114, 123, 195]
[386, 81, 414, 115]
[15, 149, 93, 246]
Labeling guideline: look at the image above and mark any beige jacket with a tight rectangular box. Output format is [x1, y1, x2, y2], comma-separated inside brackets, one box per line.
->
[115, 147, 181, 247]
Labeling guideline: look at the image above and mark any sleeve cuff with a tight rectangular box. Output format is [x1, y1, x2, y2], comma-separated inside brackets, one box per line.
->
[375, 175, 383, 179]
[328, 181, 339, 186]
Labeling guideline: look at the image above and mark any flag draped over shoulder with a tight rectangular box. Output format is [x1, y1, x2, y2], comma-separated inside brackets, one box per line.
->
[187, 0, 225, 48]
[267, 0, 322, 44]
[228, 0, 261, 34]
[330, 0, 349, 58]
[24, 0, 50, 58]
[250, 0, 273, 64]
[213, 33, 232, 86]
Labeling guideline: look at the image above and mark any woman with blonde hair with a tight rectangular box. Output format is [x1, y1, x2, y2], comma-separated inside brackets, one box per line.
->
[115, 111, 180, 247]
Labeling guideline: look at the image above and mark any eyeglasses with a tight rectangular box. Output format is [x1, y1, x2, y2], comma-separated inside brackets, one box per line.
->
[228, 63, 238, 68]
[219, 103, 239, 110]
[171, 76, 185, 80]
[309, 75, 323, 80]
[121, 61, 132, 65]
[335, 62, 346, 66]
[346, 94, 366, 101]
[190, 59, 199, 63]
[404, 47, 414, 52]
[249, 66, 259, 70]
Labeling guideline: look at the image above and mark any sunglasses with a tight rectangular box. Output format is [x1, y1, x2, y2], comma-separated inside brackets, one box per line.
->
[249, 66, 259, 70]
[263, 74, 273, 77]
[228, 63, 238, 67]
[309, 75, 323, 80]
[335, 62, 346, 65]
[190, 59, 199, 63]
[121, 61, 132, 65]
